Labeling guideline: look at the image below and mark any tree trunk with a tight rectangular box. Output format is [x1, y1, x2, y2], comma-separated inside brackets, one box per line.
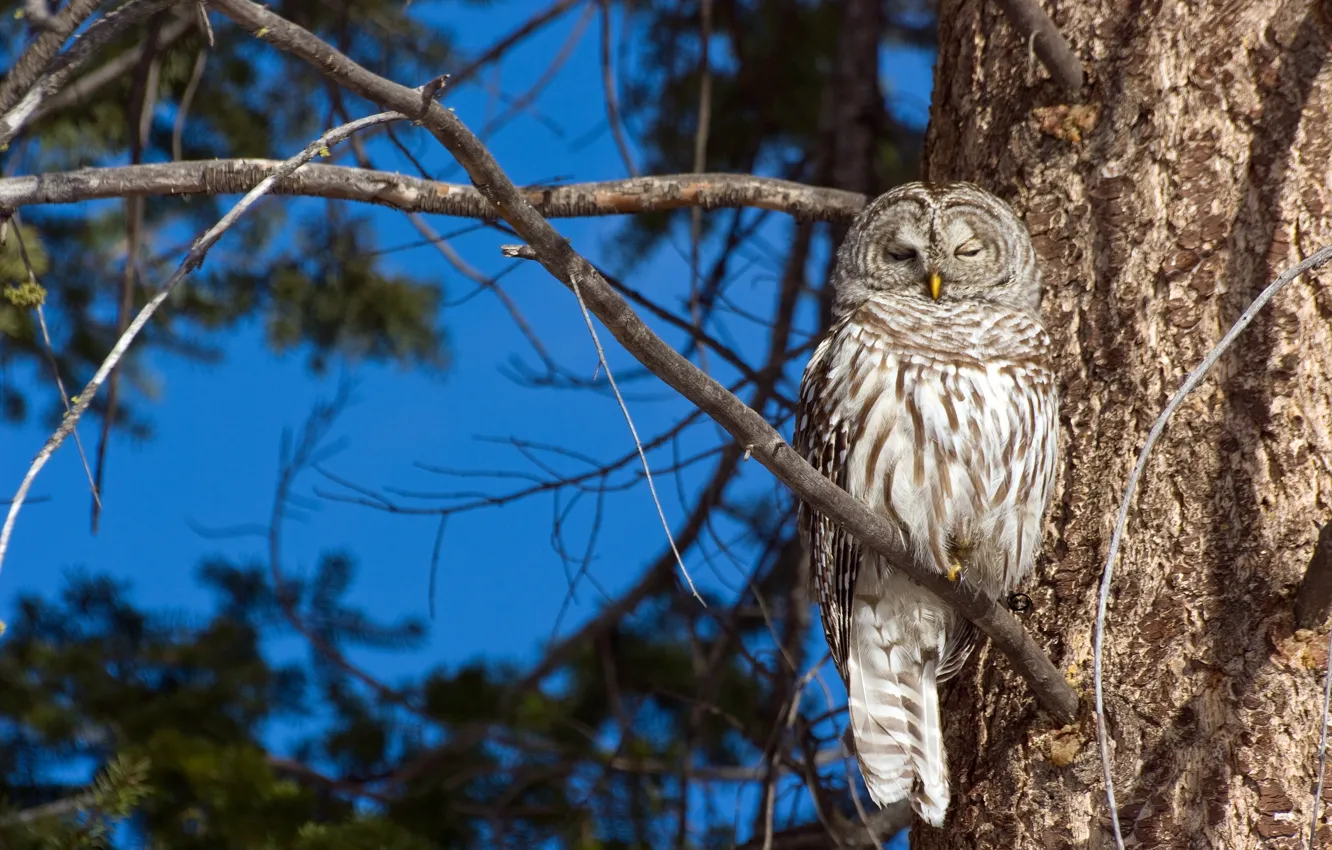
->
[917, 0, 1332, 847]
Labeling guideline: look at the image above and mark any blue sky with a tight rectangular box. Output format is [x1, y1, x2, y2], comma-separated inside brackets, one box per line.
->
[0, 2, 933, 844]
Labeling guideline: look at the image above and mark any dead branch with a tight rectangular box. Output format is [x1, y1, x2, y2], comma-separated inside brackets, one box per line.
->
[387, 439, 751, 786]
[0, 0, 179, 147]
[447, 0, 585, 90]
[27, 12, 195, 124]
[0, 0, 104, 117]
[0, 111, 403, 581]
[597, 0, 637, 176]
[205, 0, 1079, 725]
[0, 160, 867, 221]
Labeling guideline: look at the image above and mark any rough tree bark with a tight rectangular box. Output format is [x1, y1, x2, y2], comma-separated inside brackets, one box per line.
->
[917, 0, 1332, 847]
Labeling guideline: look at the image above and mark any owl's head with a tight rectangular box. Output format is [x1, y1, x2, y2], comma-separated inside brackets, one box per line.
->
[831, 182, 1043, 318]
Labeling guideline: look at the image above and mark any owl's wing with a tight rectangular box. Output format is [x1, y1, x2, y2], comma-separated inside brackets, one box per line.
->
[795, 337, 860, 681]
[936, 619, 976, 682]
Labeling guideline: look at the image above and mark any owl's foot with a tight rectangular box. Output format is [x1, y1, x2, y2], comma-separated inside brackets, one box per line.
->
[945, 562, 962, 582]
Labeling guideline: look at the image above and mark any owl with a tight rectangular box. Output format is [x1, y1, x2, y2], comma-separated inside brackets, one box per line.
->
[794, 182, 1059, 826]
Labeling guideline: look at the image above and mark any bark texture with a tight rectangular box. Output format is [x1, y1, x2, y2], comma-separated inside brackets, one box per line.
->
[918, 0, 1332, 847]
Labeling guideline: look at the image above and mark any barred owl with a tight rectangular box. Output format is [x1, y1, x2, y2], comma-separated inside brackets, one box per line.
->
[794, 182, 1059, 826]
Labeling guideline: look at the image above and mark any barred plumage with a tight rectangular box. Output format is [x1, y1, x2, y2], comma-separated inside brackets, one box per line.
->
[794, 182, 1059, 826]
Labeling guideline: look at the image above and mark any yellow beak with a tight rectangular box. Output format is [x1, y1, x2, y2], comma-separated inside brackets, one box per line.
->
[929, 271, 942, 301]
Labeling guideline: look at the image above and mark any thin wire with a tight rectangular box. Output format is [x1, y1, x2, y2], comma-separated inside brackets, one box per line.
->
[566, 270, 703, 604]
[1093, 243, 1332, 849]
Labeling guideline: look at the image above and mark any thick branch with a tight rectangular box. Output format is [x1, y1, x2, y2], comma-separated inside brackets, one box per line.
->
[0, 160, 865, 221]
[991, 0, 1084, 94]
[1296, 523, 1332, 629]
[205, 0, 1079, 724]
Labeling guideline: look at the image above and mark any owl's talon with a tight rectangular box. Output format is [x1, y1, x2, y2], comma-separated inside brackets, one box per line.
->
[946, 562, 962, 582]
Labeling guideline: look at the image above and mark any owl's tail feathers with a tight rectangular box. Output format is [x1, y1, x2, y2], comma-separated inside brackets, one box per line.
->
[897, 656, 948, 826]
[846, 640, 949, 827]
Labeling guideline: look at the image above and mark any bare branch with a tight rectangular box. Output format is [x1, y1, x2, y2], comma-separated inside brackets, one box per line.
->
[0, 0, 179, 147]
[206, 0, 1079, 724]
[388, 441, 750, 786]
[597, 0, 637, 176]
[1092, 244, 1332, 850]
[93, 12, 164, 533]
[0, 160, 866, 221]
[447, 0, 585, 90]
[26, 13, 195, 124]
[172, 47, 209, 161]
[565, 267, 703, 602]
[1, 216, 99, 510]
[0, 0, 104, 116]
[0, 111, 403, 581]
[740, 804, 910, 850]
[686, 0, 715, 378]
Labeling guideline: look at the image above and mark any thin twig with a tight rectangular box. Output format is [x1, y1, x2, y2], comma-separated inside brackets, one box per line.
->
[3, 216, 99, 509]
[0, 0, 177, 147]
[0, 0, 103, 115]
[266, 383, 424, 711]
[387, 446, 748, 787]
[1093, 243, 1332, 850]
[598, 0, 637, 176]
[172, 48, 208, 161]
[0, 110, 402, 580]
[194, 1, 213, 47]
[548, 477, 611, 639]
[209, 0, 1078, 723]
[566, 268, 702, 603]
[469, 2, 593, 142]
[28, 12, 194, 124]
[94, 19, 162, 533]
[687, 0, 714, 375]
[446, 0, 584, 90]
[428, 515, 447, 621]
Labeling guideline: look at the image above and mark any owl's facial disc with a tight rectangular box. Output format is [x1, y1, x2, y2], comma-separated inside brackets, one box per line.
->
[931, 210, 1011, 300]
[874, 210, 1003, 302]
[831, 182, 1042, 320]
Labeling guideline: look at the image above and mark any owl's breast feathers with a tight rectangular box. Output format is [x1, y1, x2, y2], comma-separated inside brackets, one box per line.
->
[795, 296, 1059, 674]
